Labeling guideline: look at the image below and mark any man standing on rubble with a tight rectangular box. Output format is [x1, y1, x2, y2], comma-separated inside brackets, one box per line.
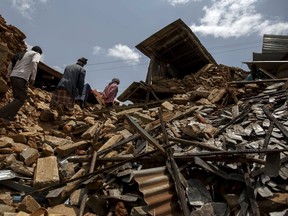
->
[101, 78, 120, 108]
[0, 46, 43, 124]
[50, 57, 87, 117]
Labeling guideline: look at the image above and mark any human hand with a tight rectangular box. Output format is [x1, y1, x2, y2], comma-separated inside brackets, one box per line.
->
[29, 79, 35, 86]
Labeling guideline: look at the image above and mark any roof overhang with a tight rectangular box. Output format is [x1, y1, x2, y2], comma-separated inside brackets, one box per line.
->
[243, 61, 288, 72]
[118, 19, 217, 103]
[136, 19, 217, 78]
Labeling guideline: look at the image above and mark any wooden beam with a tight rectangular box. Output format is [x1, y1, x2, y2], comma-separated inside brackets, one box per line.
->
[263, 105, 288, 140]
[124, 114, 166, 155]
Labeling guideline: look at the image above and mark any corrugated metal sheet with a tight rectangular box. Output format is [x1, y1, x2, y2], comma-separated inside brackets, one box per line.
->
[243, 34, 288, 77]
[262, 34, 288, 54]
[133, 166, 181, 216]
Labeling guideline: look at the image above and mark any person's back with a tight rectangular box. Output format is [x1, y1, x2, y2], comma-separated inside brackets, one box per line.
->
[11, 51, 39, 77]
[0, 46, 42, 123]
[8, 48, 42, 84]
[101, 78, 120, 108]
[57, 63, 85, 98]
[102, 82, 118, 103]
[50, 57, 87, 117]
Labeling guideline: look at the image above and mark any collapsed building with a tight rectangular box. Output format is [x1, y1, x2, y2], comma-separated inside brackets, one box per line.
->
[118, 19, 217, 103]
[0, 15, 288, 216]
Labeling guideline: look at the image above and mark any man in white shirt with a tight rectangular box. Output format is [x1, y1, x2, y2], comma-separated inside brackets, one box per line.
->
[0, 46, 42, 124]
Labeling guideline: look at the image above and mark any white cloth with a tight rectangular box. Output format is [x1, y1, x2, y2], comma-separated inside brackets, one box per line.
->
[7, 50, 41, 82]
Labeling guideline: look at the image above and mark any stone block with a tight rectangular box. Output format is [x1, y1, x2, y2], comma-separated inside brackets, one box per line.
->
[33, 156, 60, 188]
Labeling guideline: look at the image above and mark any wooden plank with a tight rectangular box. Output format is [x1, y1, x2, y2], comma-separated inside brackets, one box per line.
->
[258, 67, 277, 79]
[194, 156, 230, 180]
[251, 156, 288, 178]
[243, 169, 260, 216]
[47, 165, 89, 206]
[260, 122, 274, 159]
[78, 151, 98, 216]
[97, 134, 140, 156]
[158, 108, 190, 216]
[124, 114, 166, 155]
[263, 105, 288, 139]
[194, 63, 214, 79]
[90, 89, 105, 106]
[169, 137, 223, 152]
[265, 152, 280, 177]
[214, 103, 250, 137]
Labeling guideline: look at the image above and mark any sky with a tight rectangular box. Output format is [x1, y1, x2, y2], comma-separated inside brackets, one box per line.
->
[1, 0, 288, 95]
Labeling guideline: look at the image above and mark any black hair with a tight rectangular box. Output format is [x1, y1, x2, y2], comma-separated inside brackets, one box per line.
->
[32, 46, 43, 54]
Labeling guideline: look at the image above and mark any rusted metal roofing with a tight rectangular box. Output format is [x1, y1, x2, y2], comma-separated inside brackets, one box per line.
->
[136, 19, 216, 79]
[262, 34, 288, 54]
[133, 166, 181, 216]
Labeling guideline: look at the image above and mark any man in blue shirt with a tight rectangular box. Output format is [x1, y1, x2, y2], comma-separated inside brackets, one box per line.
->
[50, 57, 87, 117]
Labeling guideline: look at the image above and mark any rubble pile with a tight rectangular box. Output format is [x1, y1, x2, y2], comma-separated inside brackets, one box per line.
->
[0, 15, 27, 95]
[152, 63, 247, 92]
[0, 16, 288, 216]
[150, 63, 252, 108]
[0, 15, 26, 74]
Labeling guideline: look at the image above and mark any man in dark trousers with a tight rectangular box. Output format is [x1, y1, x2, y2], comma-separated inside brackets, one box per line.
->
[50, 57, 87, 117]
[0, 46, 42, 125]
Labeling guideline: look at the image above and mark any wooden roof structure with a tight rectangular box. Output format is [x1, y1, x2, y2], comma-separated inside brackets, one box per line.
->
[118, 19, 216, 103]
[136, 18, 216, 79]
[34, 61, 62, 92]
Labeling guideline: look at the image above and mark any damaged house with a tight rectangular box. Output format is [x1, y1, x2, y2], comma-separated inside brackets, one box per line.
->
[0, 16, 288, 216]
[118, 19, 216, 103]
[118, 19, 246, 105]
[243, 34, 288, 79]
